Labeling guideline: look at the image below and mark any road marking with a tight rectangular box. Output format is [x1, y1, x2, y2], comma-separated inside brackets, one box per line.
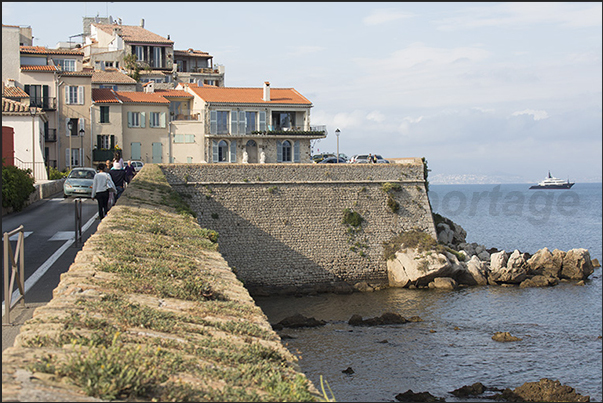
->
[48, 231, 76, 241]
[2, 213, 98, 317]
[2, 232, 33, 242]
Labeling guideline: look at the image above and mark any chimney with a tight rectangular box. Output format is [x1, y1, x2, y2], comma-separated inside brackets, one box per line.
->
[7, 79, 16, 87]
[263, 81, 270, 102]
[140, 18, 144, 28]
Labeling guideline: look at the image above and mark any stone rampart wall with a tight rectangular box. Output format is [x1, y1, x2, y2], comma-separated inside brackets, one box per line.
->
[161, 161, 435, 295]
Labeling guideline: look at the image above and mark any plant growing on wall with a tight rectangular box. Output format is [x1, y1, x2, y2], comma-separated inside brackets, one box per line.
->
[381, 182, 401, 213]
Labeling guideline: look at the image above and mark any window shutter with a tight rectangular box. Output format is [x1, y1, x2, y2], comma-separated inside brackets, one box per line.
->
[131, 142, 141, 160]
[24, 85, 30, 95]
[97, 135, 102, 149]
[210, 110, 217, 134]
[230, 140, 237, 162]
[294, 140, 300, 162]
[185, 134, 194, 143]
[140, 112, 146, 128]
[65, 86, 70, 104]
[110, 135, 115, 149]
[78, 86, 84, 105]
[159, 112, 166, 128]
[42, 85, 49, 109]
[239, 111, 245, 134]
[212, 140, 218, 163]
[259, 111, 266, 131]
[174, 134, 183, 143]
[66, 118, 70, 136]
[79, 118, 85, 133]
[66, 148, 70, 167]
[230, 110, 238, 134]
[276, 141, 282, 162]
[127, 112, 133, 128]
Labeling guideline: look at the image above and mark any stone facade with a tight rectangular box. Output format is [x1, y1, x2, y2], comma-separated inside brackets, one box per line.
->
[161, 160, 436, 295]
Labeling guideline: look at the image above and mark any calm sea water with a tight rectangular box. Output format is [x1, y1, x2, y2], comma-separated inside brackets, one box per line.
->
[255, 183, 602, 402]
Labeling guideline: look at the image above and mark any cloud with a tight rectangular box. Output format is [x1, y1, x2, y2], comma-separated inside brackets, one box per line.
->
[436, 2, 602, 31]
[511, 109, 550, 121]
[366, 111, 385, 123]
[363, 8, 414, 26]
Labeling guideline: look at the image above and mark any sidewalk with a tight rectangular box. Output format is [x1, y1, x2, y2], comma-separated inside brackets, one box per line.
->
[2, 302, 46, 352]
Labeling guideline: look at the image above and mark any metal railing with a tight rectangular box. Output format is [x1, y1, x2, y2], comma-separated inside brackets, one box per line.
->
[3, 226, 25, 325]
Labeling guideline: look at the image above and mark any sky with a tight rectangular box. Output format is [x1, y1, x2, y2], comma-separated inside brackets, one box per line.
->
[3, 2, 602, 183]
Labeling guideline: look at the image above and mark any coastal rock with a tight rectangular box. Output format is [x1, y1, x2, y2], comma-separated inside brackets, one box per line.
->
[492, 331, 522, 342]
[451, 382, 486, 397]
[348, 312, 407, 326]
[434, 215, 467, 248]
[466, 256, 489, 286]
[387, 247, 454, 288]
[437, 223, 454, 245]
[526, 247, 563, 278]
[489, 250, 528, 284]
[592, 258, 600, 268]
[429, 277, 458, 290]
[395, 389, 444, 402]
[353, 281, 375, 292]
[272, 313, 326, 330]
[561, 248, 594, 280]
[509, 378, 590, 402]
[520, 275, 559, 288]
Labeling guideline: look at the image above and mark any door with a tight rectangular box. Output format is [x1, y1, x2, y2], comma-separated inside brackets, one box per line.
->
[245, 140, 258, 163]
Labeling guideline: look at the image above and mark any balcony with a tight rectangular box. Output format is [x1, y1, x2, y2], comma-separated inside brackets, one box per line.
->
[93, 149, 118, 162]
[44, 129, 57, 142]
[30, 97, 57, 111]
[251, 128, 326, 137]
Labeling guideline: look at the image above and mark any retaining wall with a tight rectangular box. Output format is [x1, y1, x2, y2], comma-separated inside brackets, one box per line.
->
[161, 160, 436, 295]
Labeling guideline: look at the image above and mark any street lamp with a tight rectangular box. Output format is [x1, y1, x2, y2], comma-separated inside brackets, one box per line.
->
[67, 120, 73, 171]
[29, 107, 37, 178]
[335, 128, 340, 164]
[79, 127, 85, 167]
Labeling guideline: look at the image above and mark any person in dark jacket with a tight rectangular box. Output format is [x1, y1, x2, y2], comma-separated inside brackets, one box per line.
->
[109, 167, 127, 200]
[124, 160, 136, 185]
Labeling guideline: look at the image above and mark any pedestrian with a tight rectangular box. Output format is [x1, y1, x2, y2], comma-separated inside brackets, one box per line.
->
[113, 150, 124, 169]
[91, 163, 116, 220]
[368, 153, 374, 163]
[124, 160, 136, 184]
[109, 166, 127, 200]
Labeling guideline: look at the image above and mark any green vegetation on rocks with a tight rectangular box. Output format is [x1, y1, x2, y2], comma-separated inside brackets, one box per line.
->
[1, 164, 35, 211]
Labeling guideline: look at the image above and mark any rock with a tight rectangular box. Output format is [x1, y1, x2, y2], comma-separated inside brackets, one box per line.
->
[512, 378, 590, 402]
[561, 249, 594, 280]
[273, 313, 326, 329]
[342, 367, 354, 374]
[387, 247, 455, 288]
[451, 382, 486, 397]
[526, 247, 562, 278]
[437, 223, 453, 245]
[395, 389, 444, 402]
[430, 277, 457, 290]
[466, 256, 489, 286]
[477, 250, 490, 261]
[408, 316, 423, 322]
[492, 331, 522, 342]
[353, 281, 374, 292]
[348, 312, 407, 326]
[520, 275, 559, 288]
[489, 250, 528, 284]
[592, 258, 600, 268]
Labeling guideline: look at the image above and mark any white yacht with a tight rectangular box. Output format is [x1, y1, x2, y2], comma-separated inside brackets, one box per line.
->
[529, 171, 574, 189]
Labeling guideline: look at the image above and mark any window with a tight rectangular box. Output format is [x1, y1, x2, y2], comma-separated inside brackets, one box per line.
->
[97, 135, 112, 149]
[174, 134, 194, 143]
[218, 140, 229, 162]
[212, 139, 236, 163]
[281, 140, 292, 162]
[100, 106, 110, 123]
[246, 112, 256, 134]
[134, 45, 144, 61]
[65, 85, 84, 105]
[99, 85, 117, 90]
[153, 47, 163, 68]
[66, 148, 82, 167]
[150, 112, 160, 127]
[210, 111, 229, 134]
[57, 59, 76, 71]
[127, 112, 145, 128]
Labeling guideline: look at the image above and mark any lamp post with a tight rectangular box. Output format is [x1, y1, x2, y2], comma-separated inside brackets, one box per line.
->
[29, 107, 37, 179]
[335, 128, 340, 164]
[67, 120, 73, 171]
[79, 127, 85, 167]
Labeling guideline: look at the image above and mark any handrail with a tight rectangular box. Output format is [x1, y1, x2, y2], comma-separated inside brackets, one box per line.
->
[3, 225, 25, 325]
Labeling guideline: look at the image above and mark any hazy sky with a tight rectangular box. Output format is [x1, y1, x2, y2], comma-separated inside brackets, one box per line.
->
[3, 2, 602, 183]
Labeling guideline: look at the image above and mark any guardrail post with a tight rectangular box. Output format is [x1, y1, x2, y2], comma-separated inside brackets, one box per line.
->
[74, 198, 82, 247]
[3, 225, 25, 325]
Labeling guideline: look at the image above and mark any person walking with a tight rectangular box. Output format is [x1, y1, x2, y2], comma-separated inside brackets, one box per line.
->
[109, 166, 127, 200]
[124, 160, 136, 185]
[112, 150, 124, 169]
[91, 163, 116, 220]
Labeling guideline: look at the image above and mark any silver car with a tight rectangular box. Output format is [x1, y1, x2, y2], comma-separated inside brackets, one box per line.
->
[63, 167, 96, 198]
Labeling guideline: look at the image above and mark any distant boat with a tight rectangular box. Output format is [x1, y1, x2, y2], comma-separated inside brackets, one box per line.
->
[529, 171, 574, 189]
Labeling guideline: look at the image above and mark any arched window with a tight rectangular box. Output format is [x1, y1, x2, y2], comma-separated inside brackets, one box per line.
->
[282, 140, 292, 162]
[218, 140, 229, 162]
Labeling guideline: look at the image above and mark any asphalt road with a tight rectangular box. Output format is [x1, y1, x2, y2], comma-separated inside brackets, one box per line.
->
[2, 192, 101, 350]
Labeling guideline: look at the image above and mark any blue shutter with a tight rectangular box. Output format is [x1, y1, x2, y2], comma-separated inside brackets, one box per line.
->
[212, 140, 218, 163]
[276, 141, 282, 162]
[230, 140, 237, 162]
[131, 142, 141, 160]
[231, 110, 238, 134]
[152, 142, 162, 163]
[127, 112, 133, 128]
[239, 111, 245, 134]
[294, 140, 300, 162]
[259, 111, 266, 131]
[140, 112, 146, 128]
[210, 110, 217, 134]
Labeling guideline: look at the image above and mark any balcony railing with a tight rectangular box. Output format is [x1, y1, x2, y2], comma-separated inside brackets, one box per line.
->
[251, 129, 326, 137]
[44, 129, 57, 142]
[30, 97, 57, 111]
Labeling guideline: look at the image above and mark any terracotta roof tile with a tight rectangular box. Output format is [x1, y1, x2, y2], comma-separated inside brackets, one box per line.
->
[188, 86, 312, 105]
[59, 71, 93, 77]
[174, 49, 212, 58]
[155, 89, 194, 98]
[92, 88, 121, 103]
[20, 46, 83, 56]
[2, 97, 42, 115]
[92, 69, 137, 84]
[3, 86, 29, 99]
[115, 91, 169, 104]
[92, 24, 173, 45]
[21, 65, 58, 72]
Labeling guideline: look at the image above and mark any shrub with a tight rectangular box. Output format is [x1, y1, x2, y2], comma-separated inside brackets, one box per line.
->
[342, 208, 363, 227]
[48, 167, 68, 180]
[381, 182, 401, 193]
[387, 194, 400, 213]
[2, 165, 35, 211]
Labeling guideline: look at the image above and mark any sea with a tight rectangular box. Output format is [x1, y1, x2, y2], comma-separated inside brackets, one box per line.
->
[255, 182, 602, 402]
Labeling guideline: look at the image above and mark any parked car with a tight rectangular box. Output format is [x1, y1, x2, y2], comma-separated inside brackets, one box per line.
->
[318, 157, 347, 164]
[312, 153, 335, 163]
[348, 154, 389, 163]
[63, 167, 96, 198]
[130, 160, 144, 172]
[374, 155, 390, 163]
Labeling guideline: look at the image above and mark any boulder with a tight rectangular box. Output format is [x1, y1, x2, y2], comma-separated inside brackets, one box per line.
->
[387, 248, 455, 288]
[451, 382, 486, 397]
[395, 389, 444, 402]
[512, 378, 590, 402]
[520, 275, 559, 288]
[353, 281, 375, 292]
[436, 223, 453, 245]
[561, 248, 594, 280]
[592, 258, 600, 268]
[430, 277, 457, 290]
[490, 250, 528, 284]
[490, 250, 508, 272]
[492, 331, 522, 342]
[272, 313, 326, 330]
[348, 312, 408, 326]
[526, 247, 562, 278]
[466, 255, 489, 286]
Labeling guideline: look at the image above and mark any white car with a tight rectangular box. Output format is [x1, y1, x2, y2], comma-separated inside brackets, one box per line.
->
[130, 160, 144, 172]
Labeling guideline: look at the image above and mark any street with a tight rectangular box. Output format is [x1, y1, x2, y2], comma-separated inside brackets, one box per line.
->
[2, 192, 100, 349]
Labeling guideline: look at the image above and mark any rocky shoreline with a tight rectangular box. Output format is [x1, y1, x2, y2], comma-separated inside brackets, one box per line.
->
[386, 214, 599, 290]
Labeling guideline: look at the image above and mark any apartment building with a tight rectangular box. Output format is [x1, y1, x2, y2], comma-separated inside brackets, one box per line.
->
[173, 48, 224, 87]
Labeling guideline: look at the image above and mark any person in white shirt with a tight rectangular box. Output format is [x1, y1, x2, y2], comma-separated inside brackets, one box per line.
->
[112, 150, 124, 170]
[91, 163, 116, 219]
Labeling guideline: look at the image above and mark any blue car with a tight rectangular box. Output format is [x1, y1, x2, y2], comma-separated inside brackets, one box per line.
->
[318, 157, 347, 164]
[63, 167, 96, 198]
